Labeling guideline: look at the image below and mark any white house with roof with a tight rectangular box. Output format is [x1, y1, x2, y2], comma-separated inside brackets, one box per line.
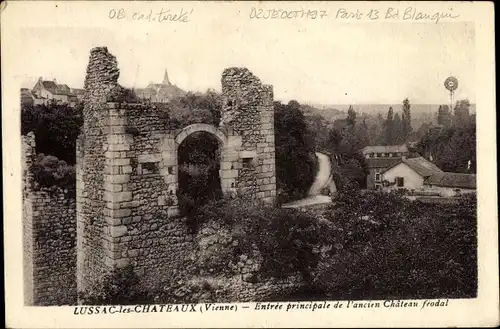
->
[381, 156, 443, 191]
[362, 145, 410, 189]
[380, 156, 476, 197]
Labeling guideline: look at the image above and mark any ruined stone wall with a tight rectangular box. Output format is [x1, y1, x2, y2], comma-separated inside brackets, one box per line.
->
[76, 46, 280, 299]
[77, 47, 121, 292]
[22, 133, 77, 306]
[104, 102, 195, 291]
[221, 68, 276, 203]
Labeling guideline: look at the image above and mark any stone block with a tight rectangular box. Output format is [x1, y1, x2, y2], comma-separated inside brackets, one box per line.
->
[106, 158, 130, 166]
[138, 154, 162, 163]
[220, 161, 232, 170]
[220, 169, 238, 179]
[110, 126, 126, 134]
[113, 209, 132, 218]
[105, 151, 122, 159]
[104, 182, 123, 192]
[105, 217, 122, 226]
[110, 225, 127, 238]
[107, 191, 133, 202]
[105, 174, 130, 183]
[120, 165, 133, 174]
[108, 144, 129, 151]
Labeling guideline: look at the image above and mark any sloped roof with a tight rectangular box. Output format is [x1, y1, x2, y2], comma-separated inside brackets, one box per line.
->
[366, 157, 401, 169]
[425, 172, 476, 189]
[402, 157, 443, 177]
[41, 80, 58, 91]
[70, 88, 85, 95]
[361, 145, 409, 154]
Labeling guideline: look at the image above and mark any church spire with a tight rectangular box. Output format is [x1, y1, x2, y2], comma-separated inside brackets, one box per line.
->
[162, 69, 171, 85]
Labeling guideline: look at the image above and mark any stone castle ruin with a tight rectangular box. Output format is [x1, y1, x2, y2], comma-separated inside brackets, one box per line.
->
[23, 47, 286, 305]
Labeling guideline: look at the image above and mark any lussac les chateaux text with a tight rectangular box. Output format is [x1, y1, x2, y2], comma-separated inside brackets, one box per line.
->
[73, 300, 450, 314]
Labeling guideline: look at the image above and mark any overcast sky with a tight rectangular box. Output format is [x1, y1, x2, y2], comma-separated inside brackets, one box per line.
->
[18, 21, 474, 105]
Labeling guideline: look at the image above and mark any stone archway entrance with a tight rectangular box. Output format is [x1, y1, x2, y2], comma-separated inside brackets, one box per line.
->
[174, 124, 230, 197]
[176, 130, 224, 211]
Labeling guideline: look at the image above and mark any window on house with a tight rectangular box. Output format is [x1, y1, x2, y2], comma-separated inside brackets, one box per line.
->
[377, 153, 382, 157]
[396, 177, 404, 187]
[375, 173, 381, 182]
[388, 153, 393, 157]
[167, 166, 174, 175]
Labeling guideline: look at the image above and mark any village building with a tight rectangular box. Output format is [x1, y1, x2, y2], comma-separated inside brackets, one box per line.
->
[380, 156, 476, 197]
[423, 172, 476, 197]
[361, 145, 410, 189]
[380, 156, 443, 191]
[135, 69, 186, 103]
[21, 77, 83, 107]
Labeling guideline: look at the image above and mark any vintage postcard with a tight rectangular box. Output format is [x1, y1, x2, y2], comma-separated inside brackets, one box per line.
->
[2, 1, 498, 328]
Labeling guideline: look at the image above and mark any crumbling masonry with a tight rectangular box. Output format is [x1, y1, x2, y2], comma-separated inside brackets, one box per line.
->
[75, 47, 277, 295]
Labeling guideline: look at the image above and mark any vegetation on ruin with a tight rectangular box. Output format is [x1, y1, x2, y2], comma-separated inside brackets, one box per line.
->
[21, 102, 83, 165]
[30, 153, 76, 196]
[78, 265, 151, 305]
[82, 188, 476, 305]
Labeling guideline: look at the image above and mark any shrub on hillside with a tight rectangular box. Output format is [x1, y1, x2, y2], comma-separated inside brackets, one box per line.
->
[192, 197, 323, 280]
[313, 190, 477, 299]
[78, 265, 152, 305]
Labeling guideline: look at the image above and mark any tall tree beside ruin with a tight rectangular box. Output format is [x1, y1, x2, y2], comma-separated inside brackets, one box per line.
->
[384, 107, 394, 145]
[402, 98, 413, 142]
[346, 105, 356, 128]
[437, 105, 453, 127]
[454, 99, 471, 127]
[393, 113, 404, 145]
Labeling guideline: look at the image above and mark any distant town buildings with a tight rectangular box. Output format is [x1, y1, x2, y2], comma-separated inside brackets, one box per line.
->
[134, 69, 186, 103]
[21, 77, 84, 107]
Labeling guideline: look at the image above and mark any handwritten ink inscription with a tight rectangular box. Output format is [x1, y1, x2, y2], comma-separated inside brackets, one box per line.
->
[249, 6, 460, 24]
[108, 8, 193, 23]
[250, 7, 328, 20]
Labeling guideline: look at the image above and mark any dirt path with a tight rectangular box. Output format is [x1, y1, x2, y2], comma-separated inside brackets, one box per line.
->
[282, 152, 335, 209]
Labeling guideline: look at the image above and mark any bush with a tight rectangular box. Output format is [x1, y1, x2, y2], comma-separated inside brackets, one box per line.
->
[192, 197, 323, 280]
[314, 191, 477, 299]
[78, 265, 152, 305]
[31, 153, 76, 196]
[22, 103, 83, 165]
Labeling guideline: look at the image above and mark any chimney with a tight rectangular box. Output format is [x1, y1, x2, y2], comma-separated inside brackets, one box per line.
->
[53, 78, 57, 85]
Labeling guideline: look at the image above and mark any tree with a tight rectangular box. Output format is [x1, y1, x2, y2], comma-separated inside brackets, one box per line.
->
[384, 107, 394, 145]
[275, 100, 317, 202]
[393, 113, 404, 145]
[453, 99, 471, 127]
[347, 105, 356, 127]
[437, 105, 452, 127]
[21, 103, 83, 165]
[402, 98, 413, 142]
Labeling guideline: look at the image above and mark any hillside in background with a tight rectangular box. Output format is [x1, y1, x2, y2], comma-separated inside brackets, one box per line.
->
[302, 103, 476, 129]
